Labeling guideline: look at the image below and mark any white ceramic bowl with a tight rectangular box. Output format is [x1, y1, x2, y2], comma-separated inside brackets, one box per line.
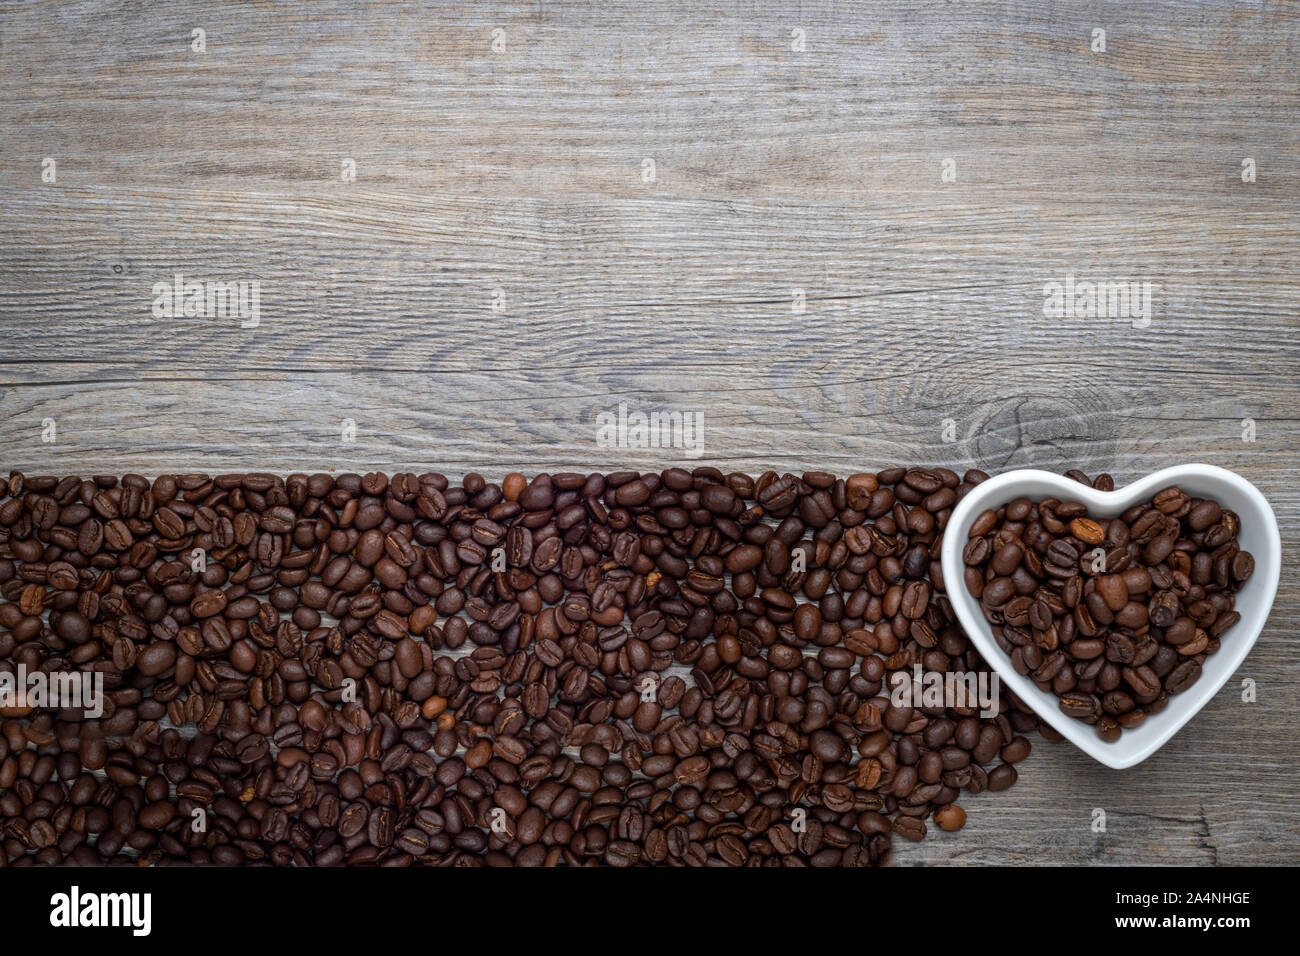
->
[940, 464, 1280, 769]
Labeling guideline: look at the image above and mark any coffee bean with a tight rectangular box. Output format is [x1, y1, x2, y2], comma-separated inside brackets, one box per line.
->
[1096, 716, 1121, 742]
[1096, 574, 1129, 612]
[1046, 539, 1080, 568]
[1153, 487, 1188, 515]
[1187, 500, 1222, 531]
[1059, 692, 1099, 719]
[934, 805, 966, 831]
[1069, 518, 1106, 545]
[1166, 659, 1202, 694]
[900, 580, 931, 619]
[892, 816, 926, 841]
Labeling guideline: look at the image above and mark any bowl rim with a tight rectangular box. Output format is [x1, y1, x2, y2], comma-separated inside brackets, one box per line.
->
[939, 463, 1281, 770]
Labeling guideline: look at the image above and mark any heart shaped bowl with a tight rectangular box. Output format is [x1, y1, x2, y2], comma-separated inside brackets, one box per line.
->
[940, 464, 1280, 769]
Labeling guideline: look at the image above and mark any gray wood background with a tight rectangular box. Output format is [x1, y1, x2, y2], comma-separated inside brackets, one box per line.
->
[1, 0, 1297, 864]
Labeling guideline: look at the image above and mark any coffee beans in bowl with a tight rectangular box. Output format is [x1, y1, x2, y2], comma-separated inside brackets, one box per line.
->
[961, 479, 1254, 742]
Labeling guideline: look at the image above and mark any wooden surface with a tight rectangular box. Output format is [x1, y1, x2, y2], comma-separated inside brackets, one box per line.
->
[1, 0, 1298, 864]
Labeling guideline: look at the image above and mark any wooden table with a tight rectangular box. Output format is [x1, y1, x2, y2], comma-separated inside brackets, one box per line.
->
[2, 0, 1297, 864]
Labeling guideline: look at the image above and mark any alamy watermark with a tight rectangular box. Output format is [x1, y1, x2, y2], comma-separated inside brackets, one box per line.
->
[49, 886, 151, 936]
[0, 664, 104, 718]
[1043, 274, 1158, 328]
[595, 402, 704, 458]
[151, 272, 260, 328]
[888, 664, 1000, 718]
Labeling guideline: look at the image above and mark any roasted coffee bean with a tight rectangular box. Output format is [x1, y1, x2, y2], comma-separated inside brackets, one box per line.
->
[1059, 692, 1099, 719]
[933, 805, 966, 831]
[1069, 518, 1106, 545]
[1096, 574, 1128, 612]
[1166, 659, 1202, 694]
[1096, 716, 1121, 743]
[892, 816, 926, 842]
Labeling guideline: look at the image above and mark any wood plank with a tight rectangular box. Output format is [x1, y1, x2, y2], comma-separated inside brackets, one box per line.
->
[1, 0, 1297, 864]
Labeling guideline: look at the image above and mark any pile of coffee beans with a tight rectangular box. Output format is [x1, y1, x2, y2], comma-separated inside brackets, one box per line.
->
[961, 472, 1254, 741]
[1, 468, 1047, 867]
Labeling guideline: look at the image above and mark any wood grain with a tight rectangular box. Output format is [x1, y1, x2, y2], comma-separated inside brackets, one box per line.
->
[1, 0, 1298, 864]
